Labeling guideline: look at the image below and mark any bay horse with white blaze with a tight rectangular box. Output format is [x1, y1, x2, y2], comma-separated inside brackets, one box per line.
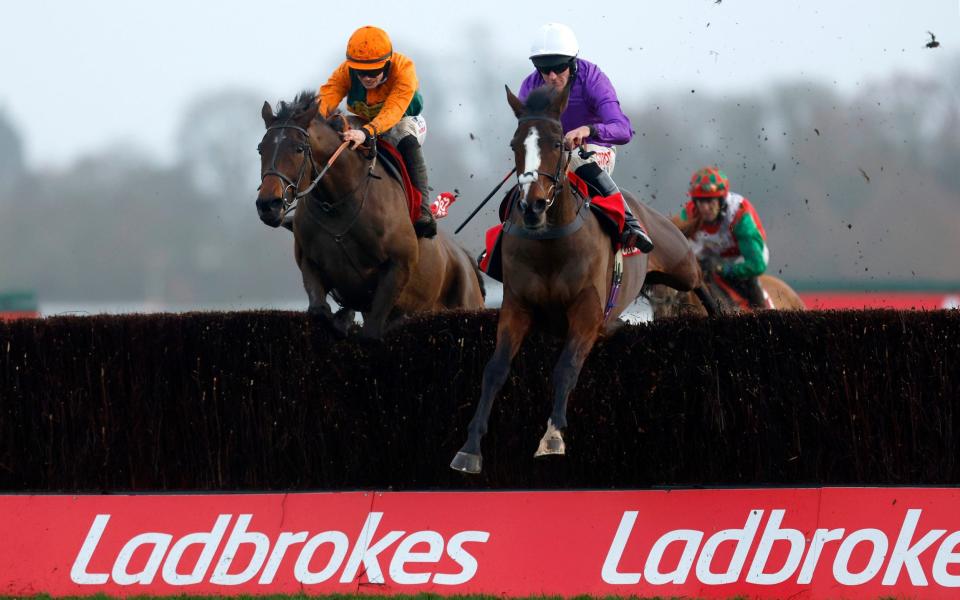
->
[451, 85, 715, 474]
[257, 92, 485, 339]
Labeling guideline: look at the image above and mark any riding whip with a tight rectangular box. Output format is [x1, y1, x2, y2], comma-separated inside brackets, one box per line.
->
[454, 168, 517, 234]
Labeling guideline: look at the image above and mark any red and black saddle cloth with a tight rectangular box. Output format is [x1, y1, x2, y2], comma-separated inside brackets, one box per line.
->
[375, 141, 421, 225]
[478, 171, 634, 282]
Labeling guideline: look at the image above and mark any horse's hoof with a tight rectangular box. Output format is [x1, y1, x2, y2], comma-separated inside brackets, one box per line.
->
[534, 420, 566, 457]
[534, 436, 566, 457]
[330, 322, 350, 339]
[358, 325, 384, 341]
[450, 452, 482, 474]
[533, 429, 567, 458]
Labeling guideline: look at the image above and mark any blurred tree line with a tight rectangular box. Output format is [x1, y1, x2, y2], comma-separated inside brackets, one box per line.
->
[1, 42, 958, 304]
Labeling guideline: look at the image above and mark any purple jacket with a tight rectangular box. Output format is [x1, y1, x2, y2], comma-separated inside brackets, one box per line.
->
[519, 58, 634, 147]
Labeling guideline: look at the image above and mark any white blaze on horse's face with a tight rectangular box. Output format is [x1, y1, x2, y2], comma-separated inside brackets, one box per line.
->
[517, 126, 541, 199]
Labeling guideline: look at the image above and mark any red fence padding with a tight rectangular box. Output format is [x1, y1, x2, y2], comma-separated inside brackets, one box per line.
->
[3, 488, 960, 599]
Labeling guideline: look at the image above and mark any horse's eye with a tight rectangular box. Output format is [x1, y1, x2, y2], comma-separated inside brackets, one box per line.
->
[553, 142, 563, 149]
[296, 144, 306, 153]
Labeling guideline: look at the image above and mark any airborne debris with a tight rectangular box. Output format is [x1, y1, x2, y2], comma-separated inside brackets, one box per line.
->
[858, 167, 871, 182]
[925, 31, 940, 49]
[469, 133, 476, 140]
[814, 128, 820, 136]
[771, 163, 776, 171]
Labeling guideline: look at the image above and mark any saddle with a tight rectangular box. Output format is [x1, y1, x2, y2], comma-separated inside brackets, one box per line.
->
[375, 141, 421, 225]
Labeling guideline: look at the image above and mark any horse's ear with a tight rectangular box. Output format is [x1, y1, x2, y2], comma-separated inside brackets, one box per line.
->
[505, 85, 525, 119]
[261, 101, 275, 127]
[549, 84, 571, 118]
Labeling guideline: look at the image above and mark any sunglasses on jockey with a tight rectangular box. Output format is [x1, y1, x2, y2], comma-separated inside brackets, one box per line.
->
[536, 61, 572, 75]
[353, 64, 389, 79]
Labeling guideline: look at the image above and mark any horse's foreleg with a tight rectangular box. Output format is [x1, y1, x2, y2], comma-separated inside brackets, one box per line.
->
[361, 259, 411, 340]
[298, 250, 351, 338]
[536, 294, 602, 458]
[694, 285, 720, 316]
[451, 305, 531, 474]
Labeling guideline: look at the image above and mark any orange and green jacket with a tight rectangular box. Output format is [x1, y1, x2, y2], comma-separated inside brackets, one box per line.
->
[318, 51, 424, 138]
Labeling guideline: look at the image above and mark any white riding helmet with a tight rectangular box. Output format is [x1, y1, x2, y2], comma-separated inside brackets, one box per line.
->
[529, 22, 579, 61]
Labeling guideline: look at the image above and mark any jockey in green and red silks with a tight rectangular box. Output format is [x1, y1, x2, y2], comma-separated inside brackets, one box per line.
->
[518, 22, 653, 253]
[676, 166, 771, 309]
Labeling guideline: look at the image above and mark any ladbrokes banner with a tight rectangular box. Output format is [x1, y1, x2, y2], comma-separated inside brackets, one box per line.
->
[3, 489, 960, 598]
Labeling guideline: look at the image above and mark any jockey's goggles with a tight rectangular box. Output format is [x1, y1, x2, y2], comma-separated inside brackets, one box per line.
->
[536, 61, 572, 75]
[353, 65, 387, 79]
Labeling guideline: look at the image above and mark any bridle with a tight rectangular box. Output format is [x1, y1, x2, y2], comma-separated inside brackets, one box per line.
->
[258, 116, 379, 281]
[259, 117, 351, 220]
[502, 114, 588, 241]
[515, 115, 571, 211]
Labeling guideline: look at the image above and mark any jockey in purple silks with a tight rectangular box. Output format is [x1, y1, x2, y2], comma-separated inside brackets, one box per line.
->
[519, 22, 653, 253]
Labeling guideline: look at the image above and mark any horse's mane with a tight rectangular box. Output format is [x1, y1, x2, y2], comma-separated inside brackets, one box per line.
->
[523, 85, 560, 114]
[273, 90, 318, 121]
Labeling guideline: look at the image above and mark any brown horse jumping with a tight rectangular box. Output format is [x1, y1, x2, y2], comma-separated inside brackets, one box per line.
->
[646, 273, 806, 318]
[256, 92, 485, 339]
[450, 85, 713, 474]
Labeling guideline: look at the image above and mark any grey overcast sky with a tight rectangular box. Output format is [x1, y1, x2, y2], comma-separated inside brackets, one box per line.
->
[1, 0, 956, 169]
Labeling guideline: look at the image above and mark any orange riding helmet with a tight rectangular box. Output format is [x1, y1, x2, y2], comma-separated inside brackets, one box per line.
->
[688, 166, 730, 198]
[345, 26, 393, 70]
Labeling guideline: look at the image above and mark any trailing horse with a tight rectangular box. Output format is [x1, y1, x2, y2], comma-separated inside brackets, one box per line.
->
[646, 273, 806, 318]
[451, 85, 714, 474]
[256, 92, 485, 339]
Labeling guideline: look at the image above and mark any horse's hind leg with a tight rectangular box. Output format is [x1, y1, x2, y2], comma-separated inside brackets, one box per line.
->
[451, 304, 531, 474]
[536, 293, 602, 458]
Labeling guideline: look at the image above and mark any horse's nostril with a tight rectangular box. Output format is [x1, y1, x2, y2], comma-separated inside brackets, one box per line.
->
[256, 197, 282, 212]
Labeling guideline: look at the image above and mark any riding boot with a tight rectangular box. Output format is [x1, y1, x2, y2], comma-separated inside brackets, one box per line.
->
[734, 276, 768, 309]
[397, 135, 437, 239]
[574, 163, 654, 253]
